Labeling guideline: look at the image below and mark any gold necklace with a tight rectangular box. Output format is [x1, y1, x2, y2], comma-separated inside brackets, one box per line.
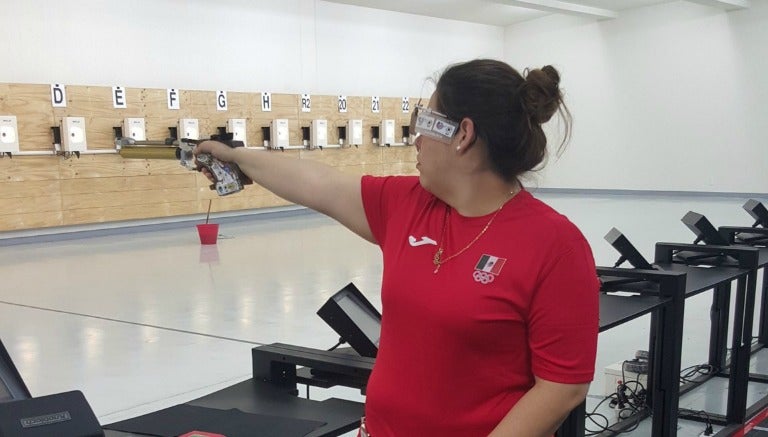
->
[432, 189, 518, 274]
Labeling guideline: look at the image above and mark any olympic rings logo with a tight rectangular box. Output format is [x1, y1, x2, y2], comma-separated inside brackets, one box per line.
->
[473, 270, 495, 284]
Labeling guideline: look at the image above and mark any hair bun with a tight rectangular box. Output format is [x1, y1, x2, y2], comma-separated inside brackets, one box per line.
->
[520, 65, 563, 124]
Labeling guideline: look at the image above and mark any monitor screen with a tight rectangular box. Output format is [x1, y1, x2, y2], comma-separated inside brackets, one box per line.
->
[744, 199, 768, 228]
[334, 294, 381, 347]
[681, 211, 729, 246]
[604, 228, 654, 270]
[317, 283, 382, 358]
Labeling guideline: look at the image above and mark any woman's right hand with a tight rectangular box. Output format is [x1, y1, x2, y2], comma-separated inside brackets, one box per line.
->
[193, 140, 236, 161]
[193, 140, 237, 182]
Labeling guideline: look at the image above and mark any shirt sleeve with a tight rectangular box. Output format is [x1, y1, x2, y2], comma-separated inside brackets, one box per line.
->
[361, 175, 389, 246]
[361, 175, 418, 247]
[528, 235, 600, 384]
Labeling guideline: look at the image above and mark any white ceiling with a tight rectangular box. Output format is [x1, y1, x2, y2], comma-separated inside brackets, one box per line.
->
[321, 0, 747, 26]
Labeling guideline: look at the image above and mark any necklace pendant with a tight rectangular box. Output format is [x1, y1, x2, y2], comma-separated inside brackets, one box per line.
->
[433, 248, 442, 266]
[433, 248, 443, 274]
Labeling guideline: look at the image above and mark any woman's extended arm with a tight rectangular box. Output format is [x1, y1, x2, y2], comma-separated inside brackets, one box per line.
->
[487, 377, 588, 437]
[194, 141, 375, 243]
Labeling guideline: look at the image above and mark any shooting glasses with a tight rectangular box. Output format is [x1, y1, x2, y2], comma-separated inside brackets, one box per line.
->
[409, 101, 460, 144]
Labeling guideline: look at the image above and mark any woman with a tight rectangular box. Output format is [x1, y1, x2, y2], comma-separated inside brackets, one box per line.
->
[195, 59, 599, 437]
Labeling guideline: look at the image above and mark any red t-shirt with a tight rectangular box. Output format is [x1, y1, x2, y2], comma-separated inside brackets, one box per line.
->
[360, 176, 599, 436]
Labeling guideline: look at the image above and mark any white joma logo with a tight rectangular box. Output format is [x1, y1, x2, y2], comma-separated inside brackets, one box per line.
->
[408, 235, 437, 247]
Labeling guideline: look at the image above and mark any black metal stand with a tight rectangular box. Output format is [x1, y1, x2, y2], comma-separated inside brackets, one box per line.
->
[655, 242, 760, 427]
[556, 267, 686, 437]
[719, 226, 768, 345]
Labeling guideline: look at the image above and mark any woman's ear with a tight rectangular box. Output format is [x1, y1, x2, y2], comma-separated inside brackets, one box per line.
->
[455, 117, 477, 153]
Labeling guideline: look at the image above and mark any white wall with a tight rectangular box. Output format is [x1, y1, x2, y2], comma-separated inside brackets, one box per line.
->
[0, 0, 503, 97]
[506, 1, 768, 193]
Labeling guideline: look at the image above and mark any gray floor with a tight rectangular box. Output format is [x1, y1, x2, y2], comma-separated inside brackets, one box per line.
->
[0, 190, 765, 435]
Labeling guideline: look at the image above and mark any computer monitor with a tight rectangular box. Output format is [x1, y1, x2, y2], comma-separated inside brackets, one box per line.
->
[604, 228, 654, 270]
[0, 339, 31, 402]
[681, 211, 729, 246]
[317, 283, 382, 358]
[744, 199, 768, 228]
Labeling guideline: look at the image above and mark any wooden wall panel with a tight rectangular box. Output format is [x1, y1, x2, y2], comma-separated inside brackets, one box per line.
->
[233, 92, 260, 148]
[0, 84, 9, 111]
[59, 154, 150, 179]
[195, 192, 292, 212]
[62, 187, 197, 210]
[202, 192, 291, 212]
[1, 84, 55, 150]
[0, 179, 60, 198]
[142, 88, 184, 141]
[192, 90, 254, 139]
[325, 96, 347, 147]
[185, 91, 216, 138]
[0, 212, 63, 230]
[271, 93, 301, 146]
[63, 201, 200, 225]
[380, 161, 418, 176]
[357, 163, 388, 176]
[54, 86, 130, 150]
[197, 178, 272, 198]
[0, 156, 60, 182]
[382, 146, 417, 164]
[300, 145, 384, 167]
[383, 97, 413, 144]
[0, 83, 420, 233]
[245, 93, 267, 146]
[59, 174, 196, 195]
[298, 95, 334, 145]
[146, 159, 194, 176]
[361, 96, 383, 146]
[3, 194, 62, 214]
[213, 91, 253, 145]
[319, 95, 369, 147]
[380, 97, 400, 120]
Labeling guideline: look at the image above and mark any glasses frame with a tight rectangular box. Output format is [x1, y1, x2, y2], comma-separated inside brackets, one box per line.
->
[409, 100, 460, 144]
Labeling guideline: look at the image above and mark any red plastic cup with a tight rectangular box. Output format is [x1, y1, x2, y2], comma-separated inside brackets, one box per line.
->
[196, 223, 219, 245]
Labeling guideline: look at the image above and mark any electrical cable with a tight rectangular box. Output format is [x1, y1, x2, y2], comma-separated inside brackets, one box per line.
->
[677, 366, 717, 435]
[686, 410, 714, 436]
[584, 360, 649, 436]
[613, 256, 627, 268]
[679, 363, 715, 384]
[327, 337, 345, 352]
[585, 393, 618, 436]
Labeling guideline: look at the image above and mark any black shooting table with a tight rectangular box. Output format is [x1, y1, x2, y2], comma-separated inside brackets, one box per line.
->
[654, 242, 761, 431]
[102, 378, 363, 437]
[719, 226, 768, 346]
[100, 343, 372, 437]
[713, 228, 768, 437]
[558, 267, 686, 437]
[598, 293, 668, 331]
[759, 247, 768, 348]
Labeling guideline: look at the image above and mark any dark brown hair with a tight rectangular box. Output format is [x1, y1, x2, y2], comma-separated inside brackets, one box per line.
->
[434, 59, 571, 181]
